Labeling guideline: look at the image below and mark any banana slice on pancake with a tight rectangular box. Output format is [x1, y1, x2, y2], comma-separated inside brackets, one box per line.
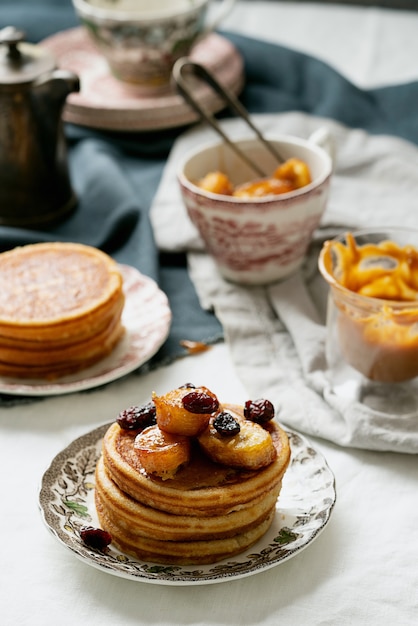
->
[197, 415, 277, 470]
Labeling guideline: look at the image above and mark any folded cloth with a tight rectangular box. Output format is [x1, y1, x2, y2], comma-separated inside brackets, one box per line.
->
[151, 112, 418, 453]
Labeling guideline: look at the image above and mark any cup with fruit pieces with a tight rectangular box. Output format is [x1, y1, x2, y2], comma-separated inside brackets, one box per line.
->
[177, 131, 334, 285]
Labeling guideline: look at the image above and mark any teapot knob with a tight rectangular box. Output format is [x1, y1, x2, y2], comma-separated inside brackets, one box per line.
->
[0, 26, 56, 85]
[0, 26, 25, 60]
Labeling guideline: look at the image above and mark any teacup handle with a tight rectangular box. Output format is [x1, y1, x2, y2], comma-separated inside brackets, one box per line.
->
[204, 0, 236, 33]
[308, 126, 336, 165]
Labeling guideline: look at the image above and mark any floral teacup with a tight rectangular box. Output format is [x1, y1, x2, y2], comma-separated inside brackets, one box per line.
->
[72, 0, 236, 91]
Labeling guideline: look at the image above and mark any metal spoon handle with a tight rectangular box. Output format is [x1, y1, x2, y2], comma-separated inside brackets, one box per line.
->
[172, 58, 284, 177]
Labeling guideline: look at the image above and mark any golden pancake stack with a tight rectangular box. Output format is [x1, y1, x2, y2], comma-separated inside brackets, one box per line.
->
[0, 242, 125, 379]
[95, 385, 291, 565]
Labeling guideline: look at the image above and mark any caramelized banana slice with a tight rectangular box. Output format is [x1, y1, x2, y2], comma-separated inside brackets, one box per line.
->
[153, 385, 219, 436]
[134, 425, 190, 480]
[197, 416, 276, 470]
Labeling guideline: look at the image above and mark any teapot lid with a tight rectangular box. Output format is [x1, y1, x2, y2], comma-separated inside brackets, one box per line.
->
[0, 26, 55, 85]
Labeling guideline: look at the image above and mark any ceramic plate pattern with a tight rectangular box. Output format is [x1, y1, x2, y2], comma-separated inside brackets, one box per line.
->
[0, 265, 171, 396]
[40, 28, 244, 131]
[39, 425, 336, 585]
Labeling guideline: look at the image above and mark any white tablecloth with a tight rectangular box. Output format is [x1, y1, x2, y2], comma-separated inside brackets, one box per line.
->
[1, 3, 418, 625]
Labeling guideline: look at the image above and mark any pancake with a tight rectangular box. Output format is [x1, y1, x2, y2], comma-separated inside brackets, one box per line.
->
[0, 320, 124, 378]
[96, 499, 275, 565]
[0, 242, 123, 334]
[0, 242, 125, 378]
[96, 398, 291, 565]
[0, 291, 124, 348]
[95, 455, 282, 541]
[101, 415, 290, 517]
[0, 305, 124, 366]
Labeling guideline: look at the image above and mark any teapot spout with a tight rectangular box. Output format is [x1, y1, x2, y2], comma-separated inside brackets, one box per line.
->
[36, 68, 80, 106]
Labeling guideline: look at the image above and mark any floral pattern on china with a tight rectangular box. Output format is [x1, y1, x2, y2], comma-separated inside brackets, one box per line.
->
[39, 422, 336, 584]
[71, 0, 237, 88]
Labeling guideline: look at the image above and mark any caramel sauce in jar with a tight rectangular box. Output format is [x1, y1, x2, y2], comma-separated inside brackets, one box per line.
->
[319, 232, 418, 383]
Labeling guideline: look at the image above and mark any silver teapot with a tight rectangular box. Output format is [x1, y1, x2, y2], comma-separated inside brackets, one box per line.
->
[0, 26, 80, 228]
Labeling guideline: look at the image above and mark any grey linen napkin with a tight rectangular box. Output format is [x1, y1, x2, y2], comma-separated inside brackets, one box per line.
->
[151, 112, 418, 453]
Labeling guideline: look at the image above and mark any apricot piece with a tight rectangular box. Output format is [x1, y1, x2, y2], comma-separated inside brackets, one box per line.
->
[273, 158, 312, 188]
[153, 385, 218, 436]
[197, 171, 233, 195]
[233, 178, 295, 198]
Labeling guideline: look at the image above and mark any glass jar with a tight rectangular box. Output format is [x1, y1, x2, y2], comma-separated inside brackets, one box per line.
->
[318, 228, 418, 414]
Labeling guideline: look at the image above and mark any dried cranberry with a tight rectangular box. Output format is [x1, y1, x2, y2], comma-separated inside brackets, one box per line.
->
[80, 526, 112, 551]
[116, 402, 156, 431]
[213, 412, 241, 436]
[244, 399, 275, 424]
[182, 390, 219, 414]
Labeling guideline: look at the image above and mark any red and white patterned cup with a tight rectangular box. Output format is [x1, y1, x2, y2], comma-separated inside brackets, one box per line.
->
[178, 130, 334, 285]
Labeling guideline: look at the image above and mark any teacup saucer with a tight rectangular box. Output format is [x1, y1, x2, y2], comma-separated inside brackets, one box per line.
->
[40, 28, 244, 132]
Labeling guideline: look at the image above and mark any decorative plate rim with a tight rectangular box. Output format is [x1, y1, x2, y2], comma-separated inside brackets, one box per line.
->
[39, 422, 336, 585]
[0, 265, 171, 396]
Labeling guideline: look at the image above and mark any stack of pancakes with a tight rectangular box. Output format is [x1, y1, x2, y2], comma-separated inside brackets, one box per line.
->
[0, 242, 125, 379]
[95, 407, 291, 565]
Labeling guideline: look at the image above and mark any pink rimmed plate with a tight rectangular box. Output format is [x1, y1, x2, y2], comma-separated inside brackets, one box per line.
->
[40, 28, 244, 132]
[0, 265, 171, 396]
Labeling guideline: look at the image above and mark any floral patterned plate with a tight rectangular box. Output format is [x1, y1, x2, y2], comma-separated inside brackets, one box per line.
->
[0, 265, 171, 396]
[39, 425, 336, 585]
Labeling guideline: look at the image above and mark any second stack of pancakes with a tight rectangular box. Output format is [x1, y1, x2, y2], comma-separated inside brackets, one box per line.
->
[0, 242, 125, 379]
